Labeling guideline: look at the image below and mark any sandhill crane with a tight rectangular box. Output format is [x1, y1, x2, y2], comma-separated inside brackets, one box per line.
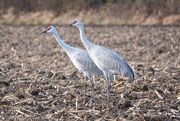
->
[62, 20, 134, 109]
[38, 26, 103, 105]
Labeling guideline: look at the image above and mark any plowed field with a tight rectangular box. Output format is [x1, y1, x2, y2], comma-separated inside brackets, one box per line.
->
[0, 25, 179, 120]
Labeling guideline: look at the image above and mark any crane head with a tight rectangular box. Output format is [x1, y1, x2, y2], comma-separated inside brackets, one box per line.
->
[38, 26, 57, 35]
[61, 20, 83, 29]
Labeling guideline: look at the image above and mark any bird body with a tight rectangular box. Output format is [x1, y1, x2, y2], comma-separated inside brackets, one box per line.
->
[62, 20, 134, 108]
[67, 47, 103, 76]
[38, 26, 103, 104]
[87, 44, 134, 80]
[77, 21, 134, 81]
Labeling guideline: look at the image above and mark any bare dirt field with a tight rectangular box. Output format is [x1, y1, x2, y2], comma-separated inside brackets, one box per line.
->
[0, 25, 180, 121]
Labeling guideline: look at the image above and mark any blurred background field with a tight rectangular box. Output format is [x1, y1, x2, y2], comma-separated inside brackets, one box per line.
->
[1, 0, 180, 25]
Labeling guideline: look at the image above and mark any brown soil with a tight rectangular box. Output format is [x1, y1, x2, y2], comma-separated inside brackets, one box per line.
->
[0, 25, 180, 120]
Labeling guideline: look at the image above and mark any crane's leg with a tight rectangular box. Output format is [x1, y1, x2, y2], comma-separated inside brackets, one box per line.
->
[89, 77, 96, 105]
[107, 79, 111, 109]
[105, 74, 111, 109]
[84, 76, 87, 104]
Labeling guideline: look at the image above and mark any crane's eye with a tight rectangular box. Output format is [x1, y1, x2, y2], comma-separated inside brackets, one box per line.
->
[47, 27, 51, 30]
[73, 21, 77, 24]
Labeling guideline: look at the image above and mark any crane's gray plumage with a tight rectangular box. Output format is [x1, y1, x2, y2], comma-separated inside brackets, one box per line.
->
[89, 45, 134, 80]
[62, 20, 134, 108]
[71, 48, 103, 76]
[38, 26, 103, 105]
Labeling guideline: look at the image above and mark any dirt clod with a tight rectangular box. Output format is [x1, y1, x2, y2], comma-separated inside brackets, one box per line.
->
[30, 89, 40, 96]
[58, 75, 66, 80]
[142, 84, 149, 91]
[47, 71, 54, 78]
[0, 81, 10, 86]
[36, 104, 45, 113]
[16, 93, 25, 99]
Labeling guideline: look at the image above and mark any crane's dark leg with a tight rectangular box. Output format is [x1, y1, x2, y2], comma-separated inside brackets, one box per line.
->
[89, 77, 96, 105]
[105, 74, 111, 109]
[84, 76, 87, 104]
[107, 78, 111, 109]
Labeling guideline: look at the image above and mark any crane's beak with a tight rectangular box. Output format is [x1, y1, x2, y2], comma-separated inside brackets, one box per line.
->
[38, 30, 47, 35]
[61, 23, 73, 29]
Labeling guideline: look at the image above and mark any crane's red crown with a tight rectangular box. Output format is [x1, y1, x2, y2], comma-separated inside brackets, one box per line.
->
[47, 27, 51, 30]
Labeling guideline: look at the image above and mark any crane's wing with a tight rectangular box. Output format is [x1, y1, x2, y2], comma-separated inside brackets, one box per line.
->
[70, 48, 103, 76]
[90, 46, 134, 80]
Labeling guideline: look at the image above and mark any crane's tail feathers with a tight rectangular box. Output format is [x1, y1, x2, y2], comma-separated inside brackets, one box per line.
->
[126, 63, 134, 81]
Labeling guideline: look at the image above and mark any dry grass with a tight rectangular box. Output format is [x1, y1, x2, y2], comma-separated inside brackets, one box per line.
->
[2, 6, 180, 25]
[0, 25, 180, 120]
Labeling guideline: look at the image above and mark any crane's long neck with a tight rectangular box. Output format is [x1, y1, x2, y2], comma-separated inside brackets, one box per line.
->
[53, 32, 73, 52]
[79, 26, 93, 51]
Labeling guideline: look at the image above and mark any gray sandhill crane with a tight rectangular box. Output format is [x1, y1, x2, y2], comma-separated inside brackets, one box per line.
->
[62, 21, 134, 109]
[38, 26, 103, 105]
